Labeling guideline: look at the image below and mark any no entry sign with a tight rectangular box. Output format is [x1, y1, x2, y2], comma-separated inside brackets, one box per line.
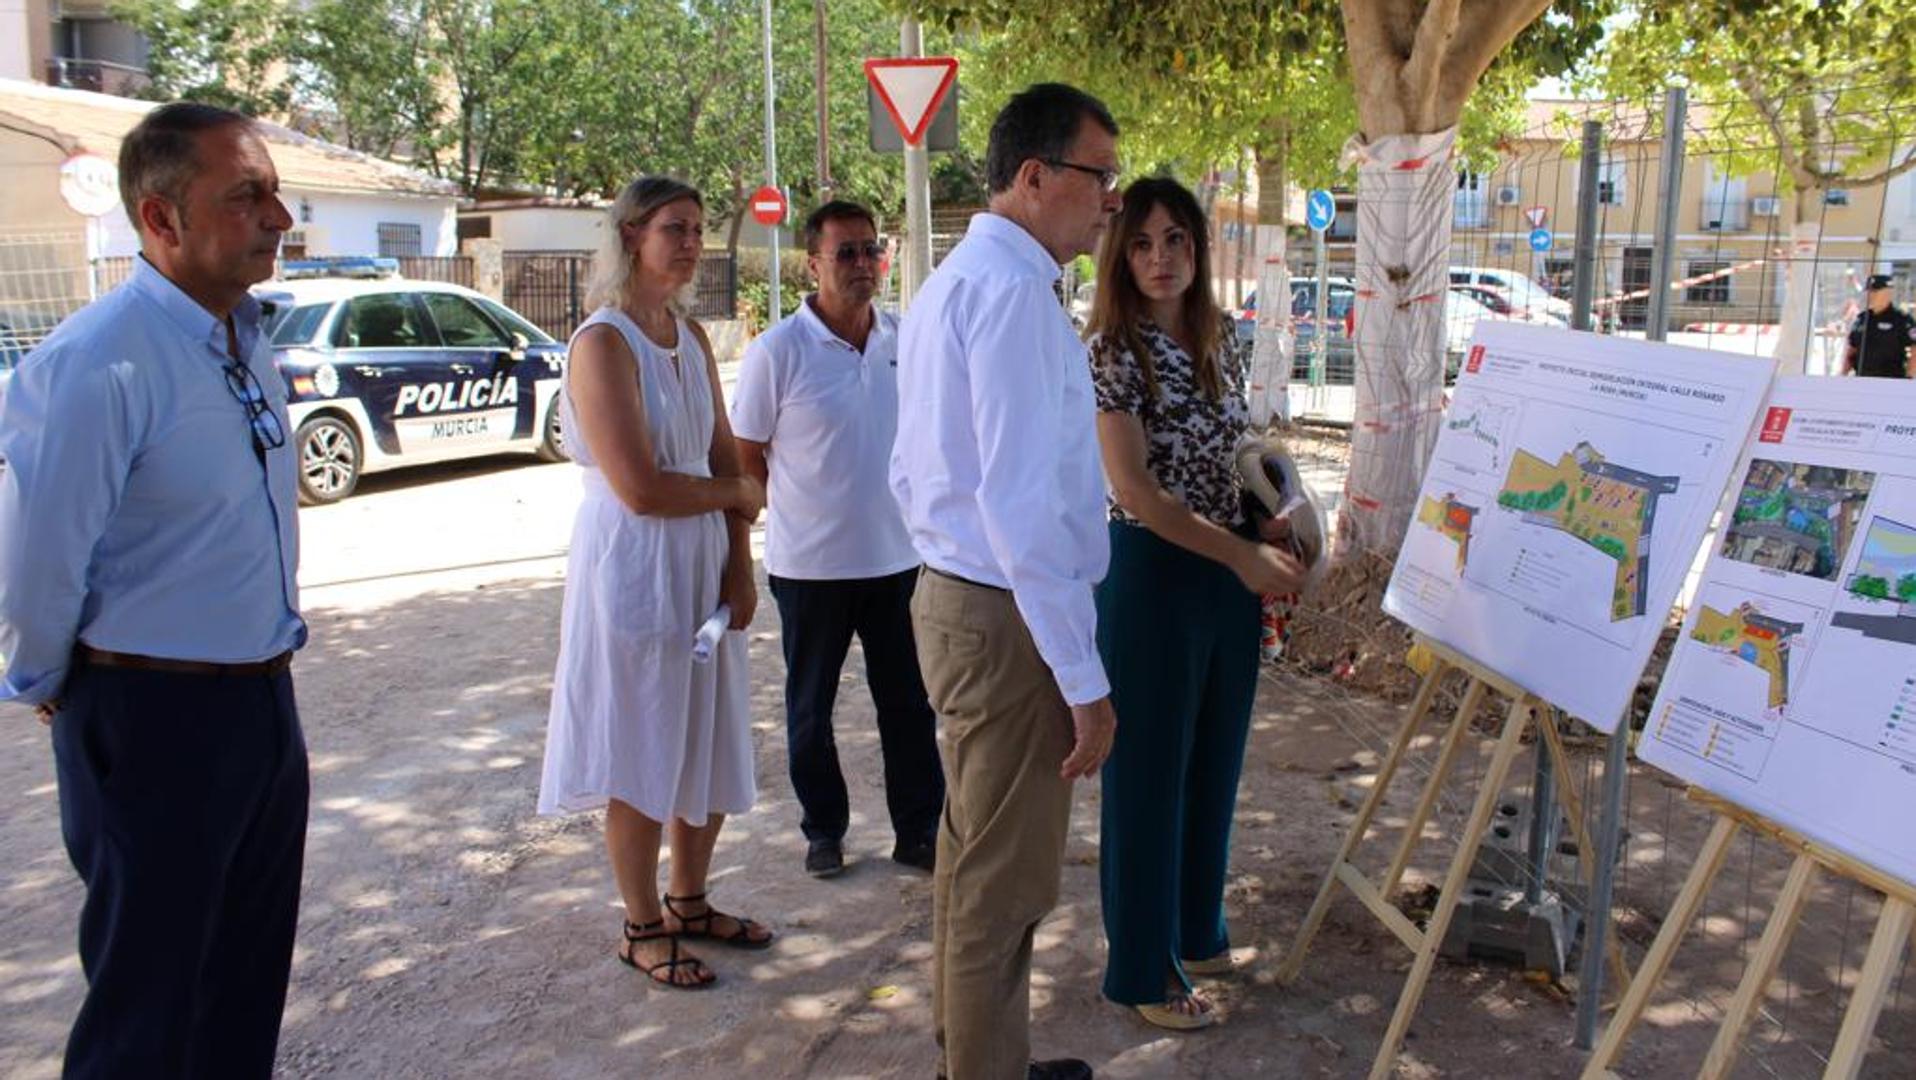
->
[750, 185, 787, 227]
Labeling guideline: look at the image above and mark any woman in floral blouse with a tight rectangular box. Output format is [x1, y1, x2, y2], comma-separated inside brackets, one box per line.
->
[1086, 177, 1305, 1031]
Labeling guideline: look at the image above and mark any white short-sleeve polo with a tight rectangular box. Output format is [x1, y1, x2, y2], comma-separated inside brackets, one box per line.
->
[730, 296, 919, 581]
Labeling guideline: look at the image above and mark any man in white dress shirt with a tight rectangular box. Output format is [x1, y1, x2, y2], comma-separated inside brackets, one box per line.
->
[890, 83, 1122, 1080]
[733, 200, 945, 880]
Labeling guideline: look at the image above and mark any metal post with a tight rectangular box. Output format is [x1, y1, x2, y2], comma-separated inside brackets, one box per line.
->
[1525, 713, 1562, 906]
[1644, 88, 1687, 343]
[760, 0, 781, 320]
[1312, 227, 1329, 387]
[899, 19, 933, 307]
[1573, 93, 1687, 1053]
[1570, 121, 1604, 333]
[814, 0, 831, 200]
[1568, 117, 1610, 1048]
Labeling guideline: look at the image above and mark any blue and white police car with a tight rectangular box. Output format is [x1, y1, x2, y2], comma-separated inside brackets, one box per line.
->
[257, 258, 568, 505]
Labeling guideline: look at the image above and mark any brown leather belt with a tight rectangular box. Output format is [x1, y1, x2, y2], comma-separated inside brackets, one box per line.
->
[923, 565, 1009, 593]
[76, 644, 293, 678]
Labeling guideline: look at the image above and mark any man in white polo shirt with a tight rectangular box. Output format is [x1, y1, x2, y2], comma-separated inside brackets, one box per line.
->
[733, 200, 945, 879]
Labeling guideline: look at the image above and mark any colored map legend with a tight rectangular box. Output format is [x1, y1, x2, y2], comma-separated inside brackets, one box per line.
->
[1654, 695, 1779, 781]
[1884, 677, 1916, 763]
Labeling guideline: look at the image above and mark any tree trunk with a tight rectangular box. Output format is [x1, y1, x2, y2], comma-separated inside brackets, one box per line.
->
[1247, 140, 1294, 427]
[1771, 190, 1826, 376]
[1340, 127, 1459, 553]
[1332, 0, 1552, 555]
[726, 176, 748, 255]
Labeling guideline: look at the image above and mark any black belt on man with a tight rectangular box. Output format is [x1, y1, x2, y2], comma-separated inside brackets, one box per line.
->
[923, 565, 1010, 593]
[76, 644, 294, 677]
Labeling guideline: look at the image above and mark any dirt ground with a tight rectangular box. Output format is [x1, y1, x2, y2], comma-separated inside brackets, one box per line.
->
[1, 453, 1908, 1079]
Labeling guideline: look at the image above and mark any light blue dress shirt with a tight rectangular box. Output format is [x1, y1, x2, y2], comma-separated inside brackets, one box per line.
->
[0, 257, 304, 704]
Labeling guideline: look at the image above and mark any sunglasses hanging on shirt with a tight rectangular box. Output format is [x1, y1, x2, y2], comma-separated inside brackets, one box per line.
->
[222, 360, 287, 463]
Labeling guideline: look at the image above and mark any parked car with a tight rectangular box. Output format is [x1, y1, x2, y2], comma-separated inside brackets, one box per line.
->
[1449, 266, 1572, 322]
[1450, 283, 1568, 327]
[257, 257, 569, 505]
[1287, 278, 1358, 383]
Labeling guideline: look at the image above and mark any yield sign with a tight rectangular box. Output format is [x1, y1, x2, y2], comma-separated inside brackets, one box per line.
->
[865, 57, 958, 147]
[1524, 205, 1548, 228]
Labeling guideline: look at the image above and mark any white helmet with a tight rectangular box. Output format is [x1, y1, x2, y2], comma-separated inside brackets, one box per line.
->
[1236, 435, 1330, 592]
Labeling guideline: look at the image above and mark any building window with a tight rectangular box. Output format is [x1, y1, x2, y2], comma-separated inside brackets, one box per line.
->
[1542, 257, 1577, 299]
[1454, 171, 1489, 229]
[376, 222, 423, 257]
[1597, 157, 1626, 206]
[1685, 260, 1732, 304]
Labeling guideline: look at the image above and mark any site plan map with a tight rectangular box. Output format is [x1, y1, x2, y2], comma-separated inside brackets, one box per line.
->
[1642, 377, 1916, 886]
[1383, 322, 1774, 732]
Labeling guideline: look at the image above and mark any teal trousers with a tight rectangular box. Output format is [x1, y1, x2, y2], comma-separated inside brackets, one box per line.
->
[1095, 519, 1261, 1005]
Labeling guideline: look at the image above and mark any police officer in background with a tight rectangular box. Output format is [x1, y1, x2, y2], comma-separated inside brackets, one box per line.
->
[1843, 274, 1916, 378]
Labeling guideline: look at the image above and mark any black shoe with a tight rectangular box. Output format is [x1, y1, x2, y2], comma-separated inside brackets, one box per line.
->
[804, 839, 844, 878]
[892, 836, 936, 873]
[936, 1059, 1092, 1080]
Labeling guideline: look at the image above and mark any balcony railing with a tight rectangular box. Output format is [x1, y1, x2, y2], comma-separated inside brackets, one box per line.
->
[45, 58, 152, 98]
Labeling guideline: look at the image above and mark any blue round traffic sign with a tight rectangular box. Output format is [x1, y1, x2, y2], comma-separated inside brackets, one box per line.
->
[1528, 227, 1553, 252]
[1306, 190, 1336, 232]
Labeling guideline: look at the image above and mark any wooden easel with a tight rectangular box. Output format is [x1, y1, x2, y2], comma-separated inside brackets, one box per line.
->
[1581, 790, 1916, 1080]
[1278, 634, 1630, 1080]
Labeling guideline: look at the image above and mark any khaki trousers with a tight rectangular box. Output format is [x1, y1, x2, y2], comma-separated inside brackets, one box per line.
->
[912, 569, 1075, 1080]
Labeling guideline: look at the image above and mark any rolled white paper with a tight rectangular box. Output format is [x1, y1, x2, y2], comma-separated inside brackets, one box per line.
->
[691, 604, 732, 664]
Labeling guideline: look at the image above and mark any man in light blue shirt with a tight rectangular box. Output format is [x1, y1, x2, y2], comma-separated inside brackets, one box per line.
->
[0, 102, 306, 1080]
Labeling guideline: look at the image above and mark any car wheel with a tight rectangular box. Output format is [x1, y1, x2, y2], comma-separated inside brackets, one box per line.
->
[535, 397, 568, 463]
[296, 415, 361, 505]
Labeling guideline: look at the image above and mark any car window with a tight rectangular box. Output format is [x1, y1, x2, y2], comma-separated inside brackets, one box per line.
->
[334, 293, 434, 349]
[1328, 289, 1356, 319]
[271, 303, 332, 346]
[1291, 286, 1314, 316]
[472, 296, 554, 344]
[421, 292, 512, 348]
[1449, 271, 1470, 285]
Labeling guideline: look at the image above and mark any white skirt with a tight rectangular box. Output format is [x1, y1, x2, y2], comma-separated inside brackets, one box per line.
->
[538, 482, 754, 824]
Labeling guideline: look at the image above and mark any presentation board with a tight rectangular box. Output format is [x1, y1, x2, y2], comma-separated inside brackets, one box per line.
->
[1382, 322, 1774, 731]
[1640, 376, 1916, 887]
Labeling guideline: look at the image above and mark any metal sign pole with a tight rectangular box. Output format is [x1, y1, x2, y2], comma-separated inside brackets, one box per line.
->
[898, 20, 933, 307]
[760, 0, 781, 319]
[1313, 227, 1329, 388]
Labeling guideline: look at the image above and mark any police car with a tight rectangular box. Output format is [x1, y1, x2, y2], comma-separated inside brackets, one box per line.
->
[257, 258, 568, 505]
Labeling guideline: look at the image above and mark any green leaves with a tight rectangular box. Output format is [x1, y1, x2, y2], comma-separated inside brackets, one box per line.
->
[112, 0, 299, 115]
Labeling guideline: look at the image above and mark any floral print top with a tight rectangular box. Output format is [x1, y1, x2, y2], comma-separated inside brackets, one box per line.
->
[1088, 315, 1252, 529]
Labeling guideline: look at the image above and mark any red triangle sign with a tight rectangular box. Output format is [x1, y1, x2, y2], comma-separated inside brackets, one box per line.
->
[865, 57, 958, 147]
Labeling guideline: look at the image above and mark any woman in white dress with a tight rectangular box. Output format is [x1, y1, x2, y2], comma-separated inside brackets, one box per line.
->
[539, 176, 772, 989]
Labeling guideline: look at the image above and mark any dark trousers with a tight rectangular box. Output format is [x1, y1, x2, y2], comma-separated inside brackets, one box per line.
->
[1095, 521, 1261, 1005]
[770, 569, 945, 845]
[52, 662, 310, 1080]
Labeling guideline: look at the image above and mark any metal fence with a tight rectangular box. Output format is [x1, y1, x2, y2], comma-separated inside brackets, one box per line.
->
[397, 255, 474, 288]
[1282, 88, 1916, 428]
[0, 232, 93, 357]
[504, 250, 737, 341]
